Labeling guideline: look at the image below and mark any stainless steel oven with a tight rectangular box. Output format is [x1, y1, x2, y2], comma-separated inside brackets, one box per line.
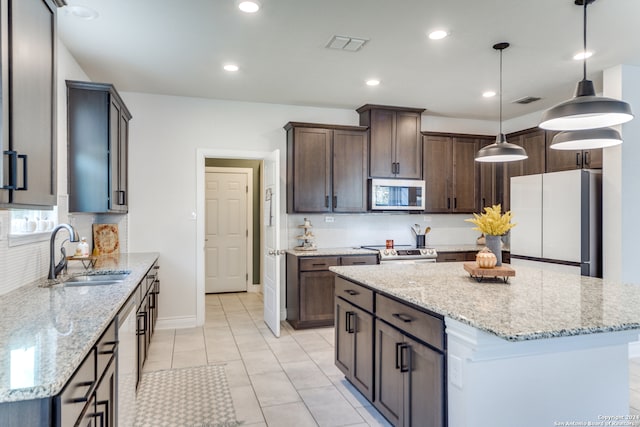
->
[362, 245, 438, 263]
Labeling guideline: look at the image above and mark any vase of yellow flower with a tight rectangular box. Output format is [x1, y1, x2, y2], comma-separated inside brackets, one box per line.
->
[465, 204, 516, 266]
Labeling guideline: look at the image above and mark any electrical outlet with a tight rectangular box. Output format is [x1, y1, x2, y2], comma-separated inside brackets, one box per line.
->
[324, 216, 334, 223]
[423, 216, 433, 222]
[449, 355, 463, 388]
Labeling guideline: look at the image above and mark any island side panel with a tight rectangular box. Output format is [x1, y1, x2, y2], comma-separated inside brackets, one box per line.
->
[446, 318, 632, 427]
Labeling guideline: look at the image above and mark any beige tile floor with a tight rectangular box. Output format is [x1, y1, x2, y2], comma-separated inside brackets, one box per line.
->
[144, 292, 640, 426]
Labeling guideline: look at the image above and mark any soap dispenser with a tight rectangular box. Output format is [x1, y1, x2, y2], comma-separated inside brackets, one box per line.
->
[77, 237, 90, 257]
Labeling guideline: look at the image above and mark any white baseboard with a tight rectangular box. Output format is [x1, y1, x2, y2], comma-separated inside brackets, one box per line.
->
[156, 316, 198, 330]
[629, 338, 640, 358]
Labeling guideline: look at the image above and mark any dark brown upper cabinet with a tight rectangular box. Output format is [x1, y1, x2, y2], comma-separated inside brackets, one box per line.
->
[423, 134, 479, 213]
[67, 81, 132, 213]
[286, 122, 368, 213]
[357, 105, 424, 179]
[500, 128, 546, 210]
[545, 130, 602, 172]
[0, 0, 62, 208]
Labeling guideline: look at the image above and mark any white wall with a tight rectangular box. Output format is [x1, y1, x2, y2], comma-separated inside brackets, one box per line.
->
[603, 65, 640, 283]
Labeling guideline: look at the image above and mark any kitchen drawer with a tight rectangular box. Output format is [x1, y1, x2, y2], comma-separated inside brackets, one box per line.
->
[58, 348, 96, 427]
[299, 256, 339, 271]
[335, 276, 374, 313]
[96, 319, 117, 380]
[376, 294, 444, 351]
[340, 255, 378, 266]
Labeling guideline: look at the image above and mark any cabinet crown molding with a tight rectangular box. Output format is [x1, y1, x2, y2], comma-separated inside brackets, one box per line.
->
[356, 104, 426, 114]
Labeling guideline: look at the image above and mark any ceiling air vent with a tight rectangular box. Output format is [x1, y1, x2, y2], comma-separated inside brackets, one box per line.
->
[512, 96, 541, 105]
[325, 35, 369, 52]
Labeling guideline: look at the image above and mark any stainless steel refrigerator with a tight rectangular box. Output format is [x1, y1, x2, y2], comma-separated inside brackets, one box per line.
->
[510, 169, 602, 277]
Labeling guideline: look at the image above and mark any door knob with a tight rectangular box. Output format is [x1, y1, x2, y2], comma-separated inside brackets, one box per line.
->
[268, 249, 276, 255]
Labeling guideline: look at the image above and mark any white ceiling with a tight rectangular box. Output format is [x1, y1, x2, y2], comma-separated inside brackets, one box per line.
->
[57, 0, 640, 121]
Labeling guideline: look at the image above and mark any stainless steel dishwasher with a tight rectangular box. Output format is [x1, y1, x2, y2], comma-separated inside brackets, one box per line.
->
[117, 296, 137, 426]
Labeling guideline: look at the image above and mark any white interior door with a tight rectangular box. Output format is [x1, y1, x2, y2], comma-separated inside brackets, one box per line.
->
[263, 149, 281, 337]
[205, 170, 249, 293]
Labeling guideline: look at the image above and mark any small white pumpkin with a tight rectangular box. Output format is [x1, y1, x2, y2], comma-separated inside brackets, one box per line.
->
[476, 247, 497, 269]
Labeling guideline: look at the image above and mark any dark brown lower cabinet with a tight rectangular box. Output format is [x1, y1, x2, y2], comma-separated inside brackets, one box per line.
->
[287, 254, 378, 329]
[335, 298, 374, 401]
[94, 357, 116, 427]
[375, 320, 445, 427]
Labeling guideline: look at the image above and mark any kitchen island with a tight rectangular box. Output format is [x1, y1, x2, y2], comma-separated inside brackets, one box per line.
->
[330, 261, 640, 427]
[0, 252, 159, 425]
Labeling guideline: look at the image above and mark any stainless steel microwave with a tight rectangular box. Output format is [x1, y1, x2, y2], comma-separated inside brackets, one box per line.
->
[370, 179, 425, 211]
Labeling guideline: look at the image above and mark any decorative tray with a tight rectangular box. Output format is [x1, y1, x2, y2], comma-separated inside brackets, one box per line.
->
[66, 255, 98, 270]
[463, 262, 515, 283]
[294, 246, 317, 251]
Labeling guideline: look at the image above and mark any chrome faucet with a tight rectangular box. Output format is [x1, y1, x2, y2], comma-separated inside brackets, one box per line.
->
[48, 224, 80, 280]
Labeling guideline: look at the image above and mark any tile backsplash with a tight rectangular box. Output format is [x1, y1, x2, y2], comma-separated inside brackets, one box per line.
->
[286, 213, 479, 249]
[0, 198, 128, 296]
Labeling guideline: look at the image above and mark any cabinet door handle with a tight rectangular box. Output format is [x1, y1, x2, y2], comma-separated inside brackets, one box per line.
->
[137, 312, 147, 335]
[391, 162, 396, 174]
[482, 198, 486, 207]
[1, 150, 17, 190]
[584, 151, 590, 166]
[118, 190, 126, 205]
[399, 343, 410, 373]
[576, 152, 582, 167]
[395, 342, 402, 369]
[395, 342, 410, 371]
[16, 154, 27, 190]
[396, 162, 400, 174]
[325, 195, 329, 208]
[344, 289, 359, 296]
[346, 311, 355, 334]
[333, 195, 337, 208]
[392, 312, 413, 323]
[447, 198, 451, 209]
[454, 197, 457, 209]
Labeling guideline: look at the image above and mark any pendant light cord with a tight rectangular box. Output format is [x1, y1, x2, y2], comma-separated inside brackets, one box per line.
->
[499, 46, 503, 135]
[583, 0, 587, 80]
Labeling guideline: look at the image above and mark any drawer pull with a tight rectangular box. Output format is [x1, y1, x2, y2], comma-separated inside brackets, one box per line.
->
[351, 261, 367, 265]
[99, 340, 118, 355]
[312, 263, 326, 267]
[68, 380, 94, 403]
[344, 289, 359, 296]
[392, 313, 413, 323]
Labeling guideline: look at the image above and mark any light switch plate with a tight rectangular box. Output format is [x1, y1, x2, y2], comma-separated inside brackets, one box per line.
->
[324, 216, 334, 223]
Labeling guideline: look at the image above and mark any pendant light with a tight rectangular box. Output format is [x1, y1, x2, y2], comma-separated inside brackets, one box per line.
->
[550, 127, 622, 150]
[539, 0, 633, 131]
[475, 42, 528, 163]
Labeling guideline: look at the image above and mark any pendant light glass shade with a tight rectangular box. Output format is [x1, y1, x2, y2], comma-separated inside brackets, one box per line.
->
[539, 0, 633, 132]
[475, 42, 528, 163]
[550, 127, 622, 150]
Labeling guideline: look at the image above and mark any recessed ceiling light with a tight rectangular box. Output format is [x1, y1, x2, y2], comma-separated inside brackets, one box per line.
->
[65, 5, 99, 20]
[573, 50, 593, 60]
[428, 30, 448, 40]
[366, 79, 380, 86]
[238, 1, 260, 13]
[482, 91, 496, 98]
[223, 64, 239, 72]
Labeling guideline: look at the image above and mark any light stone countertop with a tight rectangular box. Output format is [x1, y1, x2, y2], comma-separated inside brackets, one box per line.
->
[0, 252, 159, 403]
[286, 247, 379, 257]
[329, 262, 640, 342]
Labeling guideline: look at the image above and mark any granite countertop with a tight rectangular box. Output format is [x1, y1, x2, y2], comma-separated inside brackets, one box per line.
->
[329, 262, 640, 342]
[0, 252, 159, 403]
[286, 247, 379, 257]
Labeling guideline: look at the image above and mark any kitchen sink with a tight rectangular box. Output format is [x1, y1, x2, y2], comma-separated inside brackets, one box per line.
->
[64, 272, 130, 286]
